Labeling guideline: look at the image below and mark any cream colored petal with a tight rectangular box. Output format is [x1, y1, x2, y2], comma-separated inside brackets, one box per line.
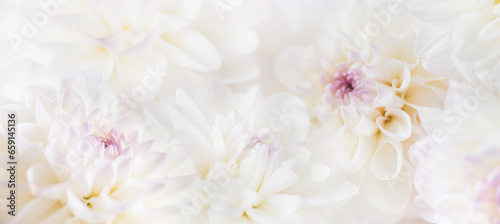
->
[370, 140, 403, 180]
[376, 109, 412, 141]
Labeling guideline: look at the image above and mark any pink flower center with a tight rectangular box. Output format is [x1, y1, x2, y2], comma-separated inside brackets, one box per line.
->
[331, 67, 362, 98]
[321, 62, 371, 106]
[95, 134, 117, 149]
[91, 128, 127, 160]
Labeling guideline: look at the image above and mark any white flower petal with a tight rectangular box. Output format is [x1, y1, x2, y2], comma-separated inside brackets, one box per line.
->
[376, 109, 412, 141]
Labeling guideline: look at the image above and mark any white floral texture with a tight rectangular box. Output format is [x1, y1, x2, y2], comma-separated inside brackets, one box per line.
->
[275, 0, 447, 222]
[409, 0, 500, 86]
[2, 0, 265, 98]
[4, 0, 500, 223]
[411, 80, 500, 224]
[143, 81, 357, 223]
[0, 57, 193, 223]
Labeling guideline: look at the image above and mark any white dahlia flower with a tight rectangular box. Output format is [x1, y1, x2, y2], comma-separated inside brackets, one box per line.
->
[0, 57, 194, 223]
[2, 0, 266, 98]
[409, 0, 500, 86]
[144, 81, 357, 223]
[411, 80, 500, 224]
[275, 1, 447, 222]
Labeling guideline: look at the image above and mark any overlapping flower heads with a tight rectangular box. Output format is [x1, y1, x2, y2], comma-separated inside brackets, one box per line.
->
[0, 0, 499, 223]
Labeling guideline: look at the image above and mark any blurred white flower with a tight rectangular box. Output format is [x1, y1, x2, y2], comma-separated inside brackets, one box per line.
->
[0, 57, 193, 223]
[409, 0, 500, 86]
[144, 81, 357, 223]
[2, 0, 266, 98]
[411, 80, 500, 224]
[274, 1, 447, 222]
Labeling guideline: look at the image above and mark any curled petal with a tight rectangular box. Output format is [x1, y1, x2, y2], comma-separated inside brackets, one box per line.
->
[376, 109, 412, 141]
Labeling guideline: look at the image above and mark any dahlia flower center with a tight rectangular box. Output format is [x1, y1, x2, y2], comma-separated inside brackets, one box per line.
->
[90, 128, 126, 160]
[95, 134, 116, 148]
[321, 63, 368, 106]
[332, 68, 362, 98]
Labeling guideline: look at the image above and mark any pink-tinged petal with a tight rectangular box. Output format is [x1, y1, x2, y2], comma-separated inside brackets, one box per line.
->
[376, 109, 412, 141]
